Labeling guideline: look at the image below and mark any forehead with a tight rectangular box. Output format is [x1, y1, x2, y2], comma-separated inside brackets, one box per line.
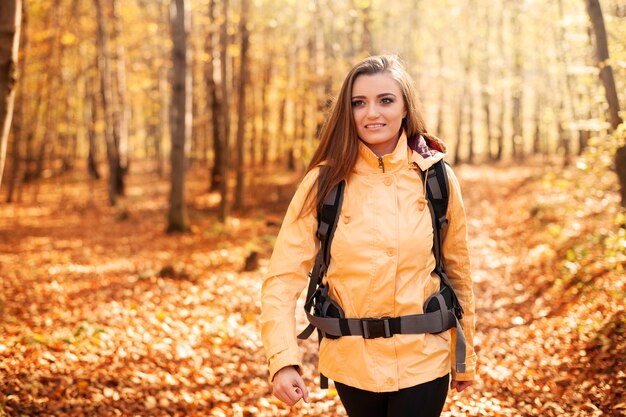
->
[352, 72, 402, 96]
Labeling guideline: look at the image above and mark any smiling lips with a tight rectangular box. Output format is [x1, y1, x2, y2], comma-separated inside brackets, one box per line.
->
[365, 123, 386, 129]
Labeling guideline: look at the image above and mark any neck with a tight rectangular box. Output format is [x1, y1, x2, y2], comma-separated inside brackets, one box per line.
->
[361, 134, 401, 157]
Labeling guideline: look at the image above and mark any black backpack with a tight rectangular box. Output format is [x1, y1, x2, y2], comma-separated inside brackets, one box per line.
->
[297, 159, 466, 388]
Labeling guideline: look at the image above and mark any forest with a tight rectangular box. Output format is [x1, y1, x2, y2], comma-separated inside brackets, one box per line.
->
[0, 0, 625, 416]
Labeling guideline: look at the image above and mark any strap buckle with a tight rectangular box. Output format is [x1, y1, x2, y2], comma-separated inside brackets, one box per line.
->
[361, 317, 392, 339]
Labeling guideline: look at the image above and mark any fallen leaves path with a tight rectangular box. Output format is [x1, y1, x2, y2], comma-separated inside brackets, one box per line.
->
[0, 164, 623, 416]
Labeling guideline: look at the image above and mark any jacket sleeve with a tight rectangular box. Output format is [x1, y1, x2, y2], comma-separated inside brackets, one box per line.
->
[260, 168, 320, 382]
[442, 166, 477, 381]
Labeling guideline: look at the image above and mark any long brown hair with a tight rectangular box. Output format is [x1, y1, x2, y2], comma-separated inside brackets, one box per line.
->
[302, 55, 429, 215]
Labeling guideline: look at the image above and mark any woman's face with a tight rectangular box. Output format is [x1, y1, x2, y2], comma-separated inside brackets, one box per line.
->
[351, 72, 407, 157]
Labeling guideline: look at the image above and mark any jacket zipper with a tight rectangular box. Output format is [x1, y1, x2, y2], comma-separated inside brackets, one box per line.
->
[378, 156, 385, 173]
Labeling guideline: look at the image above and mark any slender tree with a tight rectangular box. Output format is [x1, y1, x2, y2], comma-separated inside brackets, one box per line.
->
[0, 0, 21, 192]
[584, 0, 622, 131]
[5, 0, 25, 202]
[233, 0, 249, 210]
[510, 1, 524, 160]
[95, 0, 120, 205]
[494, 2, 506, 161]
[207, 0, 222, 191]
[583, 0, 625, 206]
[112, 0, 130, 185]
[167, 0, 191, 232]
[85, 56, 100, 180]
[218, 0, 230, 221]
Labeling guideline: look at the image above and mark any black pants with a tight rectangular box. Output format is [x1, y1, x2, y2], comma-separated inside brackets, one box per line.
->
[335, 374, 449, 417]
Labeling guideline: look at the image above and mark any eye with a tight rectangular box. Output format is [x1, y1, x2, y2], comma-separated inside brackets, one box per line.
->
[381, 97, 394, 104]
[351, 100, 365, 107]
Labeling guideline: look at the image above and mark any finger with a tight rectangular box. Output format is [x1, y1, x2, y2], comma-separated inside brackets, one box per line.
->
[285, 386, 302, 405]
[278, 391, 297, 406]
[274, 386, 296, 406]
[273, 390, 289, 406]
[280, 384, 301, 405]
[294, 386, 309, 404]
[294, 380, 309, 403]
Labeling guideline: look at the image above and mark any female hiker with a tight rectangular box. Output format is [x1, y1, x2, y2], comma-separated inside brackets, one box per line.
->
[260, 55, 476, 417]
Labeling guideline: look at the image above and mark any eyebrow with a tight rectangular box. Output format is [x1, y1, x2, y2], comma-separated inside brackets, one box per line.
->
[351, 93, 398, 99]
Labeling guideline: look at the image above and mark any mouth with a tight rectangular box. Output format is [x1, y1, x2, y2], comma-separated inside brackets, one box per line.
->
[365, 123, 386, 129]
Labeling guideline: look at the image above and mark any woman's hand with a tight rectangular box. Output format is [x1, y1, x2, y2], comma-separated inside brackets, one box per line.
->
[450, 379, 473, 392]
[272, 366, 309, 406]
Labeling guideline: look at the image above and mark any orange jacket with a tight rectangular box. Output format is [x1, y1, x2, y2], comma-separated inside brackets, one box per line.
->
[260, 133, 476, 392]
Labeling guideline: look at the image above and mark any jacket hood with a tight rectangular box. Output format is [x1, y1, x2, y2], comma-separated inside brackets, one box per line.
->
[408, 133, 448, 171]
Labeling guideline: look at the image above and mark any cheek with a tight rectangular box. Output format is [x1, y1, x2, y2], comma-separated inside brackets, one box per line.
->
[352, 108, 366, 124]
[388, 106, 405, 122]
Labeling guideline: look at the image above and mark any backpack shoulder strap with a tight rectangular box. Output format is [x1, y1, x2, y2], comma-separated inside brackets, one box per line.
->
[421, 160, 464, 318]
[422, 159, 450, 233]
[421, 159, 449, 246]
[316, 174, 345, 272]
[298, 167, 345, 339]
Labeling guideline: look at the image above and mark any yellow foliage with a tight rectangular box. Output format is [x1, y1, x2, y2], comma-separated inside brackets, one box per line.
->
[60, 33, 77, 46]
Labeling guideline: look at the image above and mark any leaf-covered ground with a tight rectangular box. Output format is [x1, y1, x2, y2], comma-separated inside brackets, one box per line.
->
[1, 162, 624, 417]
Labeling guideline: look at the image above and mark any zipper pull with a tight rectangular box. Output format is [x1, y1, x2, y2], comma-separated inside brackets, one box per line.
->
[378, 156, 385, 173]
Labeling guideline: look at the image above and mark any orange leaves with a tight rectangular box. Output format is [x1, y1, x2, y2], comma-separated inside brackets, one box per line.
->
[2, 161, 624, 416]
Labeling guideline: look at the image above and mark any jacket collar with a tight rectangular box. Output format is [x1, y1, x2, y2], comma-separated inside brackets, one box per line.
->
[354, 131, 448, 174]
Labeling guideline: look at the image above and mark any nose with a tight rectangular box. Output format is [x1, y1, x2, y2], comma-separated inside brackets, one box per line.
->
[366, 104, 380, 118]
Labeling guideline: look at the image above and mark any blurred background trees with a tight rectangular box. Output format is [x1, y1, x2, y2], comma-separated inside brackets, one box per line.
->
[0, 0, 624, 218]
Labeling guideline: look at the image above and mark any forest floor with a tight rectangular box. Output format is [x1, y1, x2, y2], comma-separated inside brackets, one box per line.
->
[0, 161, 624, 417]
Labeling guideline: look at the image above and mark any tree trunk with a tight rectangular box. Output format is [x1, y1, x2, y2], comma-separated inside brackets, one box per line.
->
[454, 45, 471, 165]
[112, 0, 129, 192]
[0, 0, 21, 193]
[616, 147, 626, 207]
[435, 45, 444, 137]
[555, 0, 575, 159]
[557, 99, 572, 166]
[584, 0, 625, 206]
[285, 42, 297, 171]
[361, 4, 372, 54]
[95, 0, 119, 206]
[584, 0, 622, 131]
[275, 93, 287, 164]
[5, 0, 25, 202]
[260, 59, 271, 169]
[532, 95, 541, 155]
[207, 0, 222, 192]
[85, 55, 100, 180]
[453, 93, 465, 165]
[478, 4, 492, 161]
[167, 0, 190, 232]
[249, 81, 258, 169]
[233, 0, 249, 211]
[494, 2, 505, 161]
[510, 6, 523, 161]
[157, 66, 167, 177]
[218, 0, 230, 221]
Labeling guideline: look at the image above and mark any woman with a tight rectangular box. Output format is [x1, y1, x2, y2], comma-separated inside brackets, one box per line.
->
[260, 55, 476, 417]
